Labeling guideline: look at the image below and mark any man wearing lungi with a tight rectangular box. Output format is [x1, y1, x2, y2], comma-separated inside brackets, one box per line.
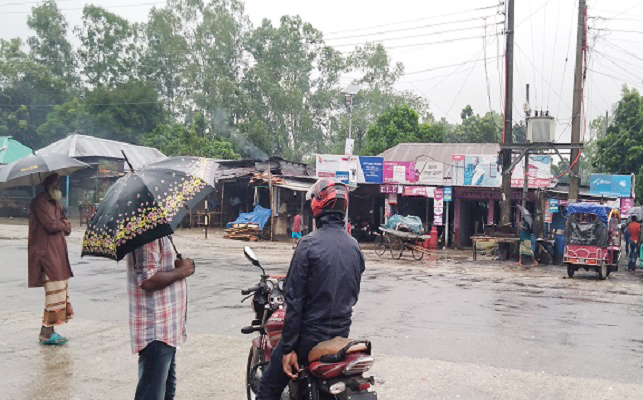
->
[28, 173, 74, 345]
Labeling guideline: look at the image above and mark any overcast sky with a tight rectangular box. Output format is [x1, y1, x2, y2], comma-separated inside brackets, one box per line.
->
[1, 0, 642, 144]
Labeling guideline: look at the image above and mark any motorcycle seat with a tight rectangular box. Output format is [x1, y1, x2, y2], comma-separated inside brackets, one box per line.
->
[308, 337, 370, 363]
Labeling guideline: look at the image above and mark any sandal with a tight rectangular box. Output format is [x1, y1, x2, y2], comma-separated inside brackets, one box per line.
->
[39, 332, 68, 346]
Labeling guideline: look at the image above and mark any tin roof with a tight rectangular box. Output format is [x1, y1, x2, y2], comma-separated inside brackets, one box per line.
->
[378, 142, 501, 181]
[36, 134, 166, 170]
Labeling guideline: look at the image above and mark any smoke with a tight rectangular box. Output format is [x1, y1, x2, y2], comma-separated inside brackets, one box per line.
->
[209, 107, 269, 161]
[229, 131, 269, 161]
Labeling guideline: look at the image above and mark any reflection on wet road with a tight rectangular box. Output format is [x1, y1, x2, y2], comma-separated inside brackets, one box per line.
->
[2, 238, 643, 388]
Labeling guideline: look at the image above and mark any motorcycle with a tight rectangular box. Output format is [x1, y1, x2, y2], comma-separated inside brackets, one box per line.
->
[241, 246, 382, 400]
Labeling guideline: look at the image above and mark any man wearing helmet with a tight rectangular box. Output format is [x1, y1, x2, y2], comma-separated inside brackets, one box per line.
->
[257, 178, 366, 399]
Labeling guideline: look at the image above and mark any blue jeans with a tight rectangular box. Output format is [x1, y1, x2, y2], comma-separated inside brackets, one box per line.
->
[628, 243, 640, 270]
[136, 341, 177, 400]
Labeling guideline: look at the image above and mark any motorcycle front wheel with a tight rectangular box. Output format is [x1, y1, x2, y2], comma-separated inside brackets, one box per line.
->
[247, 346, 290, 400]
[246, 347, 262, 400]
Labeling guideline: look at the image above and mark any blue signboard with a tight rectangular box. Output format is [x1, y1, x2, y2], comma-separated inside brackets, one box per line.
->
[335, 171, 349, 185]
[358, 156, 384, 184]
[444, 186, 453, 202]
[549, 198, 559, 213]
[589, 174, 633, 198]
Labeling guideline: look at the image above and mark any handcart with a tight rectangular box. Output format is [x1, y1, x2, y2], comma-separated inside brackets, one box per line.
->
[375, 227, 431, 260]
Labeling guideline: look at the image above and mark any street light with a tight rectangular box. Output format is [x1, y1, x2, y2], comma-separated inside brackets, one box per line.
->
[343, 84, 361, 144]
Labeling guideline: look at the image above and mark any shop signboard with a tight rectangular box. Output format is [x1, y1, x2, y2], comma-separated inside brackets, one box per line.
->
[621, 198, 635, 217]
[388, 193, 398, 205]
[403, 186, 436, 197]
[380, 184, 401, 194]
[444, 186, 452, 202]
[416, 161, 444, 185]
[452, 154, 501, 187]
[589, 174, 634, 198]
[544, 206, 553, 223]
[549, 198, 559, 213]
[335, 171, 349, 185]
[383, 161, 417, 184]
[357, 156, 384, 184]
[434, 187, 444, 226]
[316, 154, 347, 178]
[511, 155, 552, 188]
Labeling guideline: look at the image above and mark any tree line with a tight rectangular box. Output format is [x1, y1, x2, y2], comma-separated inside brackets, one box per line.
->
[1, 0, 523, 161]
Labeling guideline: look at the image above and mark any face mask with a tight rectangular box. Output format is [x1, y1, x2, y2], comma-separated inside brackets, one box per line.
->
[49, 189, 62, 202]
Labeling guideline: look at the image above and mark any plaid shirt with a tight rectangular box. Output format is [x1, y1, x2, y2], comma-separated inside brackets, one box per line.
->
[126, 236, 187, 354]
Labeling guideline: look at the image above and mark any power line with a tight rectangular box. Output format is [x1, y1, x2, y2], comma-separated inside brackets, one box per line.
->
[557, 0, 577, 118]
[0, 0, 79, 7]
[547, 0, 563, 110]
[324, 3, 500, 36]
[515, 43, 572, 113]
[325, 15, 498, 42]
[338, 34, 497, 53]
[515, 0, 555, 28]
[332, 24, 499, 48]
[403, 57, 495, 76]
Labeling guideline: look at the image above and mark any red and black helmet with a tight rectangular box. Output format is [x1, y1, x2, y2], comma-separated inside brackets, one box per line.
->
[309, 178, 348, 218]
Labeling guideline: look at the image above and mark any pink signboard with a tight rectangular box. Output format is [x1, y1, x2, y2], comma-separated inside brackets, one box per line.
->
[434, 188, 444, 226]
[383, 161, 417, 184]
[403, 186, 435, 197]
[621, 198, 635, 217]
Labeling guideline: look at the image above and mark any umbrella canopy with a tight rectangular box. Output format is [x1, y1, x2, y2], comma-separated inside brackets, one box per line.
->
[626, 206, 643, 223]
[517, 205, 533, 228]
[82, 157, 220, 261]
[0, 153, 89, 189]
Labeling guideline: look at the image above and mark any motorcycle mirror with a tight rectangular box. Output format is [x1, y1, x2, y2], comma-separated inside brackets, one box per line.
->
[244, 246, 260, 267]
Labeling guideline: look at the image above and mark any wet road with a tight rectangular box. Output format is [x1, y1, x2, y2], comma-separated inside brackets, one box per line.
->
[3, 225, 643, 398]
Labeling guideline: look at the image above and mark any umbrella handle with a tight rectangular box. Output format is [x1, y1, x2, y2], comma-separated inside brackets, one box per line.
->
[168, 236, 182, 259]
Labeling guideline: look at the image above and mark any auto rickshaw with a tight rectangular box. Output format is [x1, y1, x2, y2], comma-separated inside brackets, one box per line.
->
[563, 203, 621, 279]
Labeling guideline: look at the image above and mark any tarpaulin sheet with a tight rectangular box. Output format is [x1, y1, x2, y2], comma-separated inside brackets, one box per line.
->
[565, 214, 608, 246]
[565, 203, 612, 224]
[227, 205, 272, 230]
[382, 215, 424, 235]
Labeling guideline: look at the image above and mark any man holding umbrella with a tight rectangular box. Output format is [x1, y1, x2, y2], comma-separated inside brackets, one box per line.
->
[28, 173, 74, 345]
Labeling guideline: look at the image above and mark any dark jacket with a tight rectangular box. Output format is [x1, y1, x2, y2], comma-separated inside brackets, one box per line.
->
[280, 214, 365, 355]
[28, 192, 73, 287]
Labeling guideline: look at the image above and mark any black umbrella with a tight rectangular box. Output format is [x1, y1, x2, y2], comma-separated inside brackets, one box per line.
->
[0, 153, 89, 189]
[517, 205, 533, 228]
[82, 156, 220, 261]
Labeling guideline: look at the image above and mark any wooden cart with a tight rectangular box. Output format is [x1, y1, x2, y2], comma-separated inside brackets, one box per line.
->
[374, 227, 431, 260]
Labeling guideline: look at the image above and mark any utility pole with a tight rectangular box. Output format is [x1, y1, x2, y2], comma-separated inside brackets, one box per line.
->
[500, 0, 515, 227]
[569, 0, 587, 203]
[522, 84, 530, 209]
[603, 110, 608, 139]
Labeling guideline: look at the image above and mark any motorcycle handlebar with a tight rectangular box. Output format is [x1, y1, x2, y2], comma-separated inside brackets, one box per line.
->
[241, 285, 261, 296]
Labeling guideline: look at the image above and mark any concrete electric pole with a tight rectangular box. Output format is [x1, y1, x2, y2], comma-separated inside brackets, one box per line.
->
[569, 0, 587, 203]
[500, 0, 515, 227]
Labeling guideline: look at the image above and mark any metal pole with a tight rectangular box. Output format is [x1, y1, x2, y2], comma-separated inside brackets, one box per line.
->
[348, 102, 353, 141]
[204, 199, 208, 239]
[500, 0, 515, 227]
[569, 0, 587, 203]
[522, 84, 530, 209]
[444, 201, 450, 250]
[65, 175, 70, 211]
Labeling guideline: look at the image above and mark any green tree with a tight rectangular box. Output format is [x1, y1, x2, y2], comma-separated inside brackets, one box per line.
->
[363, 104, 443, 155]
[75, 5, 141, 87]
[37, 80, 166, 145]
[595, 86, 643, 198]
[27, 0, 76, 86]
[0, 38, 69, 149]
[449, 105, 502, 143]
[145, 121, 239, 159]
[242, 15, 344, 160]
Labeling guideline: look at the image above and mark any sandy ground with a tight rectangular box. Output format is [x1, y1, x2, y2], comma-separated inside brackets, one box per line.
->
[2, 218, 643, 399]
